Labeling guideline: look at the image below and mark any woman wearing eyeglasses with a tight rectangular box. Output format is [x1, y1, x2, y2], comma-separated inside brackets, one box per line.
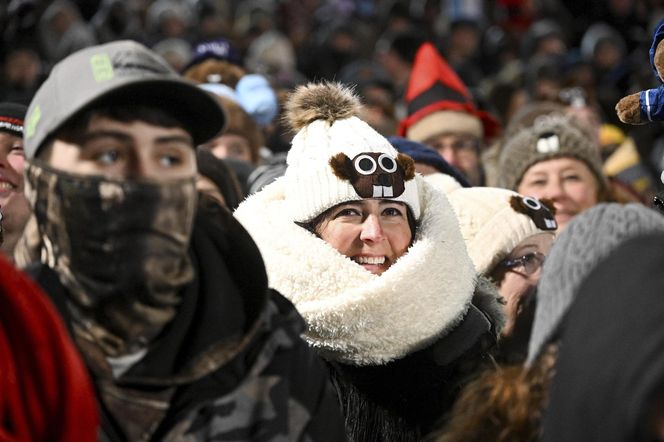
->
[433, 203, 664, 442]
[491, 238, 550, 355]
[446, 187, 557, 363]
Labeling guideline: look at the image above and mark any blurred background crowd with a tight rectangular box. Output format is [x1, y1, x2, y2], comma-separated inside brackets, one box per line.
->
[1, 0, 664, 204]
[5, 2, 664, 440]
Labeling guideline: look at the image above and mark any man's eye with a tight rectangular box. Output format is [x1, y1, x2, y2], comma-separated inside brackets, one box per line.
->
[160, 154, 182, 167]
[230, 144, 248, 156]
[96, 150, 120, 164]
[563, 174, 580, 182]
[9, 145, 24, 155]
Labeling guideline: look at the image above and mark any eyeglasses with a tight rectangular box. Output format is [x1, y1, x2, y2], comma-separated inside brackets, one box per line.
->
[499, 252, 546, 276]
[654, 193, 664, 215]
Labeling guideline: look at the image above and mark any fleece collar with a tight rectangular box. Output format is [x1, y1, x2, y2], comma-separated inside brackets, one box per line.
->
[235, 175, 477, 366]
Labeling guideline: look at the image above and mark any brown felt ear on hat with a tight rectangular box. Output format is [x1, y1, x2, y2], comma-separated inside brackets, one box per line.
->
[397, 153, 416, 180]
[329, 152, 355, 181]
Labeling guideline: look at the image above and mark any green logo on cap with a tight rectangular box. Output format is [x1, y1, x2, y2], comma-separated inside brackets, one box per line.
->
[90, 54, 114, 82]
[25, 105, 41, 139]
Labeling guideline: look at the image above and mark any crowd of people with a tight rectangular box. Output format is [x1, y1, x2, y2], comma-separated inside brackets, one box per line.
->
[2, 1, 664, 441]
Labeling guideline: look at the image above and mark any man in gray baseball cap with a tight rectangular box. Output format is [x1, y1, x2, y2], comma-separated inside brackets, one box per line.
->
[21, 40, 346, 441]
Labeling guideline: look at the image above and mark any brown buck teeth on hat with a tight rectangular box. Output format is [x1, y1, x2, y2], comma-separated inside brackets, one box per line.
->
[509, 195, 558, 231]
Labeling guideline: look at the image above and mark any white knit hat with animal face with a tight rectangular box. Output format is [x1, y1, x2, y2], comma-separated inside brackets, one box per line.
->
[283, 82, 421, 223]
[446, 187, 557, 275]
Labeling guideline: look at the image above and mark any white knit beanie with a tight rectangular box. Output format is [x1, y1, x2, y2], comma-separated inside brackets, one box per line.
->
[283, 82, 421, 223]
[446, 187, 557, 275]
[424, 172, 464, 194]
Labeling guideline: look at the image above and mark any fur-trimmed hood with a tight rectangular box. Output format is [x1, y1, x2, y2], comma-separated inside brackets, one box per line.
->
[234, 175, 479, 366]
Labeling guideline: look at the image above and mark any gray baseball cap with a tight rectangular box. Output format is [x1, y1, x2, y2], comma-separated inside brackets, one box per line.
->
[24, 40, 226, 159]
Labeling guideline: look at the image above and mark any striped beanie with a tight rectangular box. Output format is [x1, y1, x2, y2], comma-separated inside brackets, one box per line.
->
[0, 102, 27, 138]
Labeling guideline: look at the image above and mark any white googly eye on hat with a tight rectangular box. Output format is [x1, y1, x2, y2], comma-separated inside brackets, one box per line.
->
[354, 154, 377, 175]
[523, 196, 542, 210]
[378, 154, 398, 173]
[660, 169, 664, 185]
[536, 132, 560, 153]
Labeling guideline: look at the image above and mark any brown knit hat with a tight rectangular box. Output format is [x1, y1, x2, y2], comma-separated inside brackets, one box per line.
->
[497, 116, 608, 192]
[182, 58, 246, 88]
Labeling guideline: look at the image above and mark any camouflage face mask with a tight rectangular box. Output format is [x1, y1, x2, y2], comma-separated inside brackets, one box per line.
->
[25, 161, 197, 356]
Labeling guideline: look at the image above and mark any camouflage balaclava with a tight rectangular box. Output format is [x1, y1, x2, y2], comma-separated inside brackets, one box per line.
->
[25, 161, 197, 357]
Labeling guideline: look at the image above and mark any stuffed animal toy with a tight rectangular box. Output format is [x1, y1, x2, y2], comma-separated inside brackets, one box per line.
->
[616, 19, 664, 124]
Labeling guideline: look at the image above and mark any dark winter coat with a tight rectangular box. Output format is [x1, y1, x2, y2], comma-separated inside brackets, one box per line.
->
[26, 202, 347, 442]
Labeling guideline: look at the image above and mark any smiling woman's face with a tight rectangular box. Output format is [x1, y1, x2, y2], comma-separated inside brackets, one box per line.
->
[0, 131, 31, 255]
[315, 199, 412, 275]
[517, 157, 599, 231]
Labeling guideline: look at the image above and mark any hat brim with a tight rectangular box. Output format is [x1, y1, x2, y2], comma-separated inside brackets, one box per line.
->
[79, 78, 226, 146]
[398, 101, 500, 143]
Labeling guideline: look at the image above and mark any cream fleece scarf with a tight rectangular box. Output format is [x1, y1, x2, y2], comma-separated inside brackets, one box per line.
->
[234, 175, 477, 366]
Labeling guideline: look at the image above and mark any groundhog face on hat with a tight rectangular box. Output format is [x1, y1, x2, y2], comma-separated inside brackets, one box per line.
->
[330, 152, 416, 198]
[510, 195, 557, 230]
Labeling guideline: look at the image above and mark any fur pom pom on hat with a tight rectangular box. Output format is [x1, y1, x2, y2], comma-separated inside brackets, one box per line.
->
[285, 82, 361, 131]
[526, 203, 664, 366]
[498, 116, 608, 193]
[446, 187, 557, 275]
[283, 82, 420, 222]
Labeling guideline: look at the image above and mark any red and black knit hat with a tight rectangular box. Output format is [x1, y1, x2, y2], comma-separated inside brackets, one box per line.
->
[397, 43, 500, 143]
[0, 102, 27, 138]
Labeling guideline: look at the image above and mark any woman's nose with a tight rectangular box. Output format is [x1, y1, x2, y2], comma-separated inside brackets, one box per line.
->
[438, 146, 459, 167]
[359, 214, 385, 242]
[542, 179, 565, 200]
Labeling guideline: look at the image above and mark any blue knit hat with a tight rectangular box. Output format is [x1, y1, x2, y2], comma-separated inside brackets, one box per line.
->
[182, 38, 242, 72]
[235, 74, 278, 126]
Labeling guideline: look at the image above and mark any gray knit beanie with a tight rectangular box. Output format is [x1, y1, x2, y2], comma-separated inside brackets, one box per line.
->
[526, 203, 664, 365]
[497, 116, 608, 193]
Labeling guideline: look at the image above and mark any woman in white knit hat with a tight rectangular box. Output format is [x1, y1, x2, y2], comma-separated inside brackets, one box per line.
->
[235, 82, 504, 441]
[446, 187, 557, 363]
[433, 203, 664, 442]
